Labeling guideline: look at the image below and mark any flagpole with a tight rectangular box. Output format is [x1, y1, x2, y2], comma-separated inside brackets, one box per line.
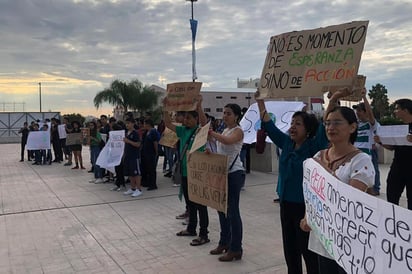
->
[187, 0, 198, 82]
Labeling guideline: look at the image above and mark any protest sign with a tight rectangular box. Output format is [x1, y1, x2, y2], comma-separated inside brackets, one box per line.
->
[259, 21, 369, 99]
[340, 75, 366, 102]
[65, 133, 82, 146]
[26, 131, 51, 150]
[164, 82, 202, 111]
[187, 151, 228, 214]
[96, 130, 125, 173]
[189, 122, 210, 154]
[303, 158, 412, 274]
[58, 124, 67, 139]
[81, 128, 90, 145]
[377, 125, 412, 146]
[239, 101, 305, 144]
[159, 127, 179, 148]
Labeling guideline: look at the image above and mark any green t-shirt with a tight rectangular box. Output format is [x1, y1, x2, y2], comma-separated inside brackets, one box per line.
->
[176, 125, 204, 176]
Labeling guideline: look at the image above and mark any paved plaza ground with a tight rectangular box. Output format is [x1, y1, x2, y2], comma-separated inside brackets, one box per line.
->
[0, 143, 407, 273]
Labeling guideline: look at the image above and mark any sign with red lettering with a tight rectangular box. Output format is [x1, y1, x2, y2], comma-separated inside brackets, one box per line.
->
[303, 158, 412, 274]
[164, 82, 202, 111]
[187, 151, 228, 214]
[258, 21, 369, 99]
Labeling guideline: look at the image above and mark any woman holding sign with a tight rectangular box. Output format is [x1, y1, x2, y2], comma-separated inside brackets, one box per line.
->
[300, 104, 375, 273]
[255, 88, 332, 274]
[207, 103, 245, 262]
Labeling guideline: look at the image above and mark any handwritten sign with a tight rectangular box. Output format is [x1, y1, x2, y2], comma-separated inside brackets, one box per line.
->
[65, 133, 82, 146]
[26, 131, 51, 150]
[58, 124, 67, 139]
[159, 127, 179, 148]
[339, 75, 366, 102]
[187, 151, 228, 214]
[259, 21, 369, 99]
[303, 158, 412, 274]
[189, 121, 210, 154]
[96, 130, 125, 173]
[164, 82, 202, 111]
[239, 101, 305, 144]
[377, 125, 412, 146]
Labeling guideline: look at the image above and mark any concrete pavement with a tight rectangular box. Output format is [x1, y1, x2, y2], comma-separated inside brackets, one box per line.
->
[0, 143, 407, 274]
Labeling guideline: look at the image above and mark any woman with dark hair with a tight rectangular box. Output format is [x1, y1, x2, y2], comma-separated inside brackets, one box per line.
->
[255, 89, 333, 274]
[301, 105, 374, 274]
[71, 121, 85, 169]
[208, 103, 245, 261]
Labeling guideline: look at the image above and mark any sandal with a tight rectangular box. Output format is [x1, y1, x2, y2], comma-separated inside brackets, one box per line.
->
[176, 230, 196, 237]
[190, 237, 210, 246]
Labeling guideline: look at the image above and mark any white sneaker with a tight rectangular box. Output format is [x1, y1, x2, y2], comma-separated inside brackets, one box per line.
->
[123, 189, 134, 195]
[173, 183, 180, 187]
[94, 178, 104, 184]
[88, 179, 96, 183]
[131, 189, 142, 197]
[111, 186, 120, 191]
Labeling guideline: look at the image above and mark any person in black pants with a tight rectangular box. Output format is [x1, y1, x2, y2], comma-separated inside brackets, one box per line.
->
[18, 122, 29, 162]
[141, 119, 159, 190]
[375, 98, 412, 210]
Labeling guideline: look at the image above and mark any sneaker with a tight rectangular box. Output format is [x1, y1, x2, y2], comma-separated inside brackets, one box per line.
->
[64, 162, 72, 166]
[123, 189, 134, 195]
[94, 178, 104, 184]
[111, 186, 121, 191]
[88, 179, 96, 183]
[131, 189, 142, 197]
[173, 183, 180, 187]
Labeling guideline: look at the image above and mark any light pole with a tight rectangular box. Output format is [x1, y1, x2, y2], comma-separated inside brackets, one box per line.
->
[39, 82, 42, 112]
[187, 0, 198, 82]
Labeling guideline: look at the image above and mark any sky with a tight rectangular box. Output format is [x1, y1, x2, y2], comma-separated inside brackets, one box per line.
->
[0, 0, 411, 116]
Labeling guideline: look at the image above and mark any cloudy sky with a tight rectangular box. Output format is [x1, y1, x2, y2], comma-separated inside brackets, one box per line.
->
[0, 0, 411, 116]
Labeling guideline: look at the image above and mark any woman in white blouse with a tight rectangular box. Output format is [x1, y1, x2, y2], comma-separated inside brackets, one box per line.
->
[208, 103, 245, 262]
[301, 105, 375, 274]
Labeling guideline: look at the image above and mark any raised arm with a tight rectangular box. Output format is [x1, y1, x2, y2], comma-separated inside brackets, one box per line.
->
[254, 89, 271, 122]
[362, 88, 376, 125]
[163, 110, 177, 133]
[324, 87, 352, 120]
[196, 94, 207, 126]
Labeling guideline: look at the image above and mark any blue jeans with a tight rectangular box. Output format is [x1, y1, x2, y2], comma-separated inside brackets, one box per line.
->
[371, 147, 380, 192]
[217, 170, 245, 252]
[90, 145, 103, 179]
[163, 146, 175, 172]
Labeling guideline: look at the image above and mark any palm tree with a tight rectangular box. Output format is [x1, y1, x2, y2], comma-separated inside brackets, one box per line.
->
[94, 79, 133, 113]
[94, 79, 161, 116]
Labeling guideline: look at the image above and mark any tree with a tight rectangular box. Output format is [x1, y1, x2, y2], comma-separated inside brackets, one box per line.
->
[94, 79, 133, 113]
[62, 113, 85, 126]
[94, 79, 161, 117]
[368, 83, 390, 120]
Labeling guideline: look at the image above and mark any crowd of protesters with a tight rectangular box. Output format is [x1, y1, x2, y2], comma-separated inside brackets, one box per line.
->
[17, 93, 412, 269]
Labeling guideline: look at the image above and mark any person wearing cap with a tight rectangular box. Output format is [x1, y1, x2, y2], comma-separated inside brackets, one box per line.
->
[352, 88, 380, 196]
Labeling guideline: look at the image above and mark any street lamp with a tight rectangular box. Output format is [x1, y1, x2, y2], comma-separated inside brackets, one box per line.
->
[39, 82, 42, 112]
[186, 0, 198, 82]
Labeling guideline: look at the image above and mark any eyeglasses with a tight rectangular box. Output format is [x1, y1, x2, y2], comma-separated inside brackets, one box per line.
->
[323, 120, 347, 127]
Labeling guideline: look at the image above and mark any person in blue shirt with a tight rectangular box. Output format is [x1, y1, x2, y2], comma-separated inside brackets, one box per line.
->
[255, 88, 348, 274]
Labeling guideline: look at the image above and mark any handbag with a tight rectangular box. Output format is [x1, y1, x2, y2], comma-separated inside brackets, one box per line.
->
[172, 129, 197, 184]
[255, 128, 267, 154]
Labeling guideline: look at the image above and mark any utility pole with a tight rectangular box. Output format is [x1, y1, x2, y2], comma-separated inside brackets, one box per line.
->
[39, 82, 42, 112]
[187, 0, 198, 82]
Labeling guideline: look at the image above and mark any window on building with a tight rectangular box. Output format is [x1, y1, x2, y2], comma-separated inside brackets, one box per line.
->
[230, 96, 237, 99]
[216, 108, 223, 112]
[245, 96, 251, 99]
[204, 108, 211, 112]
[216, 96, 223, 99]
